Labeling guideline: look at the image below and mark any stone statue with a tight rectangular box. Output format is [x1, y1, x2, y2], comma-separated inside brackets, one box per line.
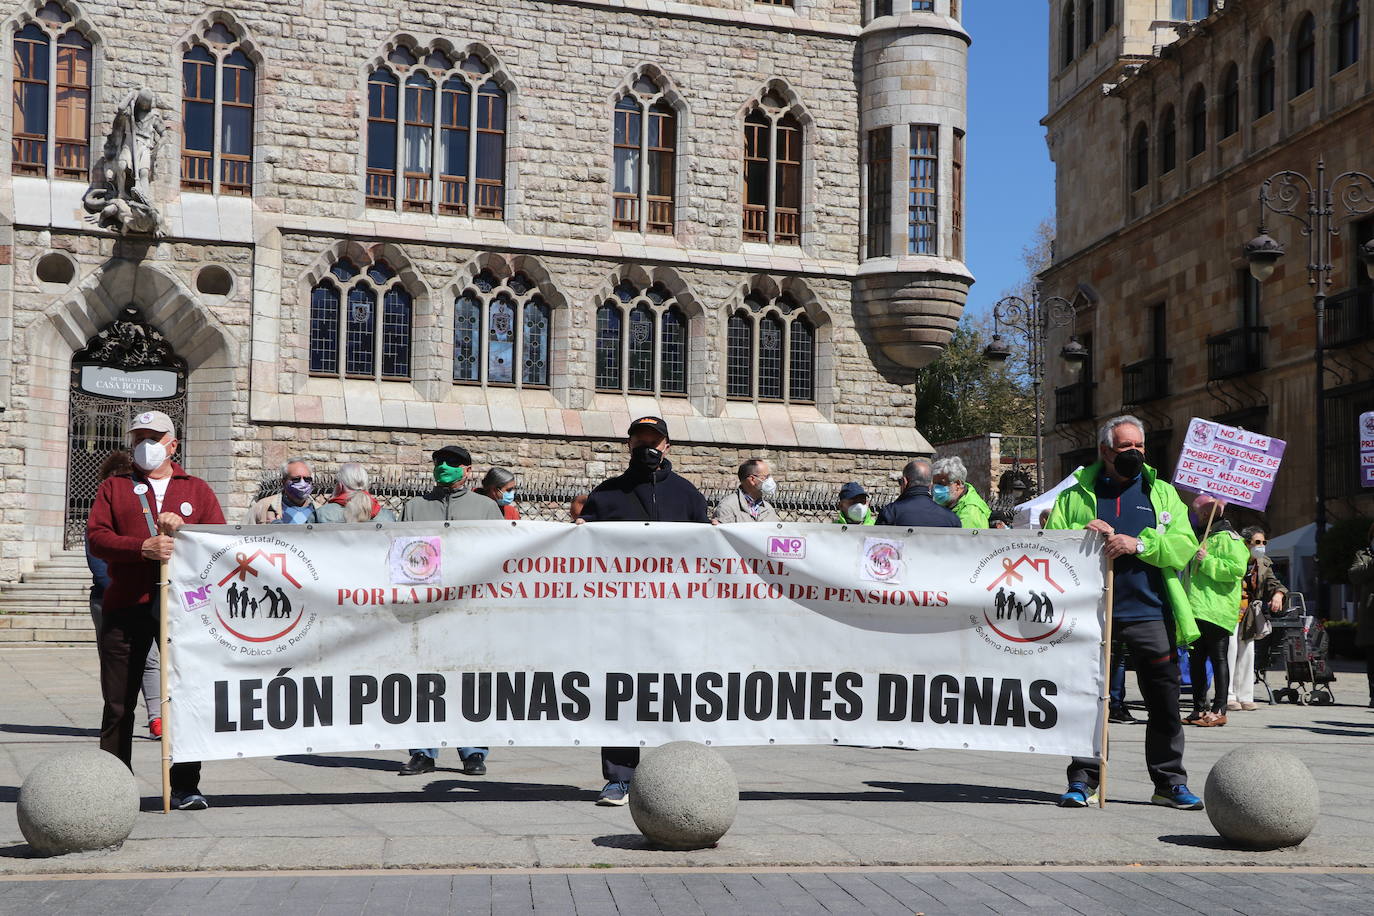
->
[82, 88, 166, 237]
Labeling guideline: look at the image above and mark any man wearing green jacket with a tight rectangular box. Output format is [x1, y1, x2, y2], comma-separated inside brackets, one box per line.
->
[1182, 493, 1249, 728]
[834, 481, 877, 525]
[932, 457, 991, 528]
[1046, 415, 1204, 811]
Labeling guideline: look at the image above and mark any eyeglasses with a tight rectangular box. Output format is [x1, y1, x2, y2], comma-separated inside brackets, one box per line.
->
[1250, 540, 1266, 546]
[287, 476, 313, 483]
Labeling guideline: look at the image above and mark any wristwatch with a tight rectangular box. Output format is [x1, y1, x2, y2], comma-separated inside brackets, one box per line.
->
[1134, 540, 1146, 555]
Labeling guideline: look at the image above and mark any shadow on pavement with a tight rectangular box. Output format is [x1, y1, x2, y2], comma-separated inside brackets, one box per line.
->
[1158, 834, 1244, 851]
[593, 834, 650, 850]
[0, 724, 100, 738]
[0, 843, 36, 860]
[1265, 722, 1374, 738]
[740, 781, 1064, 805]
[141, 779, 594, 808]
[277, 754, 409, 772]
[0, 786, 16, 803]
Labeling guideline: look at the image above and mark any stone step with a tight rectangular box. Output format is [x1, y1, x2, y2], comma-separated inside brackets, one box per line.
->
[0, 613, 97, 644]
[0, 581, 95, 593]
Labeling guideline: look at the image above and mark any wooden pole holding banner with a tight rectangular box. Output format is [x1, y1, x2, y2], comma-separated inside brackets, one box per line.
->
[1098, 563, 1115, 809]
[159, 559, 171, 814]
[1188, 500, 1220, 579]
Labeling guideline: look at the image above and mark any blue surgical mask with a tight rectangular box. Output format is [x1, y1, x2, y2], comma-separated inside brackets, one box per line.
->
[497, 491, 515, 506]
[932, 484, 950, 506]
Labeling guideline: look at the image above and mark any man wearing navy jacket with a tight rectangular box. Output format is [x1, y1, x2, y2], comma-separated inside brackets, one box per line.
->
[87, 410, 225, 810]
[576, 416, 708, 804]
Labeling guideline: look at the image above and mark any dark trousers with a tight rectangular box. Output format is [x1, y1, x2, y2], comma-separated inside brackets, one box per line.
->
[1365, 645, 1374, 704]
[1108, 637, 1129, 709]
[601, 746, 639, 783]
[1189, 619, 1231, 714]
[98, 606, 201, 795]
[1068, 617, 1186, 792]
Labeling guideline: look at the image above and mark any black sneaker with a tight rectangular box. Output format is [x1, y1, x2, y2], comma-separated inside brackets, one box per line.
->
[1108, 706, 1137, 724]
[461, 754, 487, 776]
[399, 752, 436, 776]
[171, 792, 209, 811]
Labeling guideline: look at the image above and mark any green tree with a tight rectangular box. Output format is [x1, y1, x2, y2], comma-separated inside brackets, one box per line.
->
[913, 316, 1034, 444]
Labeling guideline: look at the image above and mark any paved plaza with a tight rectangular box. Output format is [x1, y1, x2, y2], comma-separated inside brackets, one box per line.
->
[2, 647, 1373, 912]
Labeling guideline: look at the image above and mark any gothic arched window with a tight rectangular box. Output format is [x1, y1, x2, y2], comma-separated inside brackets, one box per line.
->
[595, 282, 690, 395]
[725, 294, 817, 404]
[613, 75, 677, 234]
[1220, 63, 1240, 137]
[181, 23, 255, 195]
[309, 257, 412, 380]
[1187, 86, 1207, 158]
[1131, 123, 1149, 190]
[1336, 0, 1360, 72]
[743, 92, 804, 246]
[367, 48, 506, 219]
[451, 271, 550, 388]
[1254, 39, 1276, 117]
[11, 4, 91, 180]
[1292, 14, 1316, 97]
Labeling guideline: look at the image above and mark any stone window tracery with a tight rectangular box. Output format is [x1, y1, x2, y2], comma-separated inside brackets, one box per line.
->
[595, 283, 688, 396]
[310, 258, 412, 381]
[181, 23, 254, 195]
[11, 2, 91, 180]
[724, 294, 815, 404]
[742, 91, 803, 247]
[453, 271, 550, 388]
[368, 47, 506, 219]
[612, 75, 677, 235]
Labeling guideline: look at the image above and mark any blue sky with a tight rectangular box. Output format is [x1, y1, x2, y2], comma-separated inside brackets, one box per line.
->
[963, 2, 1055, 316]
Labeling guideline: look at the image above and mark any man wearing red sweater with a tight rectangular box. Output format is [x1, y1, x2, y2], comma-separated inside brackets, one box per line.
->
[87, 410, 225, 810]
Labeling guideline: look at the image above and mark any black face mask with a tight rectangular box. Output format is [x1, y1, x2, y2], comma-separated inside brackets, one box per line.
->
[1112, 448, 1144, 480]
[631, 445, 664, 472]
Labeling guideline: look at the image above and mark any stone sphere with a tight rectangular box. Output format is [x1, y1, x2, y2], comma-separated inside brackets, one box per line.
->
[1204, 746, 1319, 850]
[629, 741, 738, 850]
[17, 749, 139, 856]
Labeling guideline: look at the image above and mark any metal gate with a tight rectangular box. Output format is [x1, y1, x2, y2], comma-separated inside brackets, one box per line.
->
[64, 307, 187, 549]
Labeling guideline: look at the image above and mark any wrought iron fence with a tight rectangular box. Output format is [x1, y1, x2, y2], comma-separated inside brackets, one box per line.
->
[254, 472, 900, 524]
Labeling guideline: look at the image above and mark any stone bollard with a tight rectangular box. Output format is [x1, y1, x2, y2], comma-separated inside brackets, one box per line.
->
[17, 749, 139, 856]
[1204, 746, 1319, 850]
[628, 741, 738, 850]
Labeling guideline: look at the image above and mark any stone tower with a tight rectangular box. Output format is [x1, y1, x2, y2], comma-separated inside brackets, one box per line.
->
[856, 0, 973, 369]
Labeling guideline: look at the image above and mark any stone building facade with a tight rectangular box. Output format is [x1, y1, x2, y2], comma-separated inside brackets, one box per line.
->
[1041, 0, 1374, 539]
[0, 0, 972, 580]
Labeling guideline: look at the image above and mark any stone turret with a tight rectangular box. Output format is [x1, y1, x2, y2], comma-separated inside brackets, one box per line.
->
[855, 0, 973, 369]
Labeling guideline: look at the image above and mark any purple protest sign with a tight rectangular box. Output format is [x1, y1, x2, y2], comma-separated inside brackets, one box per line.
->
[1360, 411, 1374, 488]
[1172, 418, 1286, 510]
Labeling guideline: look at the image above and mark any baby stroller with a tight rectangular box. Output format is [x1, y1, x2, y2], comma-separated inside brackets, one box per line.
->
[1266, 594, 1337, 705]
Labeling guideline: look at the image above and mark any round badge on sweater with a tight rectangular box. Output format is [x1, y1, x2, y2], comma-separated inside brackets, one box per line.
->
[180, 502, 193, 516]
[133, 484, 149, 496]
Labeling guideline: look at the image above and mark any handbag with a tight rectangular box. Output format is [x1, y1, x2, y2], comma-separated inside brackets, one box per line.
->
[1240, 600, 1272, 641]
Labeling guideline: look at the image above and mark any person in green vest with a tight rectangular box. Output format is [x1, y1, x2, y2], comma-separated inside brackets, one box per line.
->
[1045, 414, 1204, 812]
[1183, 493, 1249, 728]
[931, 456, 991, 528]
[834, 481, 877, 525]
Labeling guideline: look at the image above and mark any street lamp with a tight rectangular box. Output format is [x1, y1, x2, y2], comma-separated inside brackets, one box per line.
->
[1244, 158, 1374, 616]
[984, 289, 1089, 494]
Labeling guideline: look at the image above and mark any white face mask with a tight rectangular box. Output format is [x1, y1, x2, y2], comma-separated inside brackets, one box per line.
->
[1250, 545, 1266, 558]
[845, 503, 869, 523]
[132, 439, 168, 472]
[759, 477, 777, 498]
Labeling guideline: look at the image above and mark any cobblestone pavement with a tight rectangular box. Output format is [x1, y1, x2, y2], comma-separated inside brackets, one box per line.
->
[3, 646, 1374, 910]
[3, 868, 1374, 915]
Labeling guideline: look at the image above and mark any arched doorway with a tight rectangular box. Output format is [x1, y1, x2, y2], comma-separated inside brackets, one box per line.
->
[65, 307, 187, 547]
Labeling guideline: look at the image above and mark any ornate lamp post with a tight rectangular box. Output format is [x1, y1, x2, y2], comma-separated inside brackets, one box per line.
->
[983, 289, 1090, 493]
[1243, 159, 1374, 614]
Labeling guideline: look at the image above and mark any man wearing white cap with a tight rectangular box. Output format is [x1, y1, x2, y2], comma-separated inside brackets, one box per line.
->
[87, 410, 225, 809]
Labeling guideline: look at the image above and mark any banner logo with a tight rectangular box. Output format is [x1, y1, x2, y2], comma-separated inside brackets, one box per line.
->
[390, 536, 442, 585]
[191, 539, 320, 651]
[977, 553, 1070, 645]
[768, 535, 806, 560]
[860, 537, 903, 583]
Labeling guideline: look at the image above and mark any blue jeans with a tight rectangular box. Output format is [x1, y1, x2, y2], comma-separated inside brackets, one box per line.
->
[411, 747, 486, 761]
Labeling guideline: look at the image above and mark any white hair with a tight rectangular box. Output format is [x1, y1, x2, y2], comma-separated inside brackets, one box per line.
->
[931, 456, 968, 483]
[336, 462, 369, 492]
[1098, 415, 1145, 449]
[280, 456, 312, 478]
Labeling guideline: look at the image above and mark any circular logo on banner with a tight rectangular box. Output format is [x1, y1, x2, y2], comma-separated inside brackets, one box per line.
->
[180, 538, 321, 652]
[972, 550, 1075, 646]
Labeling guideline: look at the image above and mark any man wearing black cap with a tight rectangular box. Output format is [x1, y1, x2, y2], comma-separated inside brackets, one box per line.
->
[835, 481, 876, 525]
[577, 416, 709, 804]
[397, 444, 503, 777]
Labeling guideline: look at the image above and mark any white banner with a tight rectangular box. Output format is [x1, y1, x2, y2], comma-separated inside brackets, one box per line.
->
[166, 522, 1107, 762]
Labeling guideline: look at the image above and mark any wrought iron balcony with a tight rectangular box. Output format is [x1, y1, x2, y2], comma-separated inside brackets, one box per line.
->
[1326, 287, 1374, 348]
[1206, 325, 1268, 380]
[1122, 356, 1171, 404]
[1054, 380, 1095, 424]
